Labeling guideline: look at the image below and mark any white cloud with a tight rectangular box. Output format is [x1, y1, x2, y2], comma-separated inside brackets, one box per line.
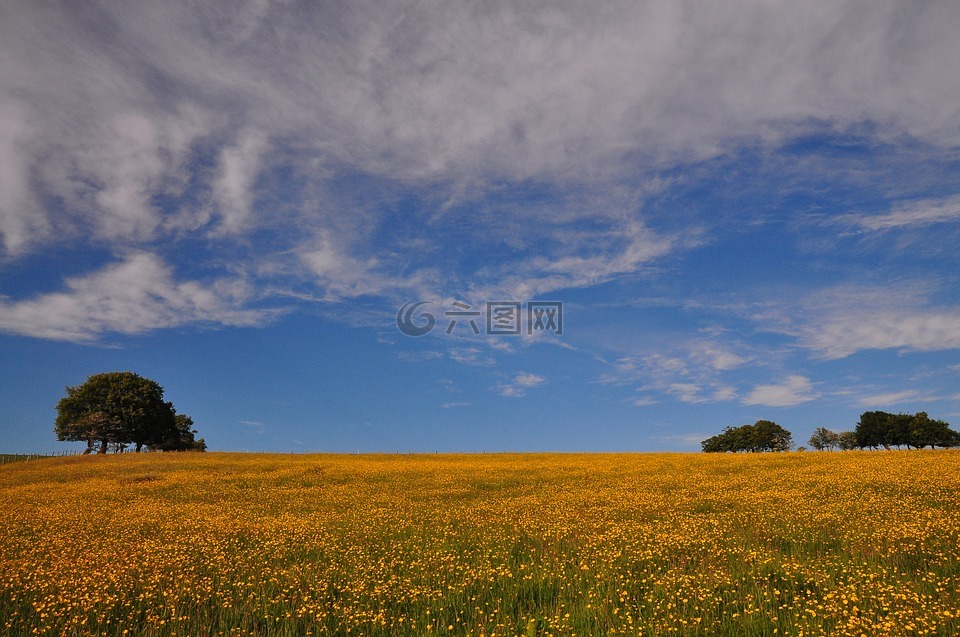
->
[2, 0, 960, 340]
[856, 391, 918, 408]
[691, 342, 749, 371]
[531, 222, 676, 288]
[712, 386, 738, 401]
[0, 100, 43, 253]
[0, 253, 273, 341]
[843, 195, 960, 231]
[298, 229, 433, 299]
[448, 348, 495, 367]
[602, 345, 743, 404]
[667, 383, 706, 404]
[754, 283, 960, 359]
[498, 386, 525, 398]
[807, 311, 960, 359]
[742, 375, 819, 407]
[212, 130, 269, 234]
[395, 350, 445, 363]
[2, 1, 957, 251]
[237, 419, 266, 434]
[498, 372, 546, 397]
[464, 218, 680, 303]
[644, 354, 689, 375]
[514, 373, 545, 388]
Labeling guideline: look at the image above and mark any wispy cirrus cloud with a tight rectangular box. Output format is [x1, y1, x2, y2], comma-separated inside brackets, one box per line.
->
[742, 375, 819, 407]
[839, 195, 960, 231]
[601, 339, 747, 405]
[212, 130, 270, 235]
[807, 312, 960, 359]
[691, 341, 751, 371]
[746, 282, 960, 360]
[498, 372, 546, 398]
[2, 0, 960, 345]
[5, 1, 960, 240]
[0, 252, 274, 341]
[855, 391, 919, 408]
[448, 348, 495, 367]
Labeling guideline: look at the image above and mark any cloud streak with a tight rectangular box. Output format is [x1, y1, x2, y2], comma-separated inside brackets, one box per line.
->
[498, 372, 546, 397]
[755, 284, 960, 360]
[0, 252, 273, 341]
[4, 1, 959, 239]
[742, 375, 819, 407]
[839, 195, 960, 231]
[1, 0, 959, 346]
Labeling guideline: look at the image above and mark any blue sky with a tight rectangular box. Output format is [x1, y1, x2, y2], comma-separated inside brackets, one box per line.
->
[2, 0, 959, 453]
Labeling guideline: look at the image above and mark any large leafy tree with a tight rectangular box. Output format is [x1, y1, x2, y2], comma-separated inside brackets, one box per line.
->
[55, 372, 191, 453]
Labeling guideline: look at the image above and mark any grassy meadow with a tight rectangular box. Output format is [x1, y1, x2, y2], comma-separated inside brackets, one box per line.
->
[1, 451, 959, 636]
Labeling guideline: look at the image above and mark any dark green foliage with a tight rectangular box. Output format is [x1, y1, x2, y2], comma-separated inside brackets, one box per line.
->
[702, 420, 793, 453]
[149, 414, 207, 452]
[54, 372, 204, 453]
[886, 413, 914, 448]
[908, 412, 959, 449]
[855, 411, 889, 449]
[854, 410, 958, 450]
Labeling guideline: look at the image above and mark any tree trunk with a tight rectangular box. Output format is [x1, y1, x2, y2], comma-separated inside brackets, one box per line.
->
[136, 442, 143, 452]
[98, 439, 108, 454]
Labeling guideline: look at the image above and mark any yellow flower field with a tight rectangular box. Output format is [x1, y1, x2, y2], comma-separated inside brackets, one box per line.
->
[1, 451, 959, 636]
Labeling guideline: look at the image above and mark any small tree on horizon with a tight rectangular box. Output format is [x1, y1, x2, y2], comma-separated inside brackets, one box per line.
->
[702, 420, 793, 453]
[808, 427, 840, 451]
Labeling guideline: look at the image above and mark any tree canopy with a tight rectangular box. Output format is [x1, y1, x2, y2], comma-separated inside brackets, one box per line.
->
[701, 420, 793, 453]
[805, 412, 958, 452]
[808, 427, 840, 451]
[55, 372, 205, 453]
[854, 411, 958, 450]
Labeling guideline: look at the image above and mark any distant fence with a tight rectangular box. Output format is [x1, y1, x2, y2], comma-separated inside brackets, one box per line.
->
[0, 450, 85, 465]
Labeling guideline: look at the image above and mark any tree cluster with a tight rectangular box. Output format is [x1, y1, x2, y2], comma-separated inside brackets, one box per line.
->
[701, 420, 793, 453]
[807, 427, 857, 451]
[55, 372, 206, 453]
[808, 411, 958, 451]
